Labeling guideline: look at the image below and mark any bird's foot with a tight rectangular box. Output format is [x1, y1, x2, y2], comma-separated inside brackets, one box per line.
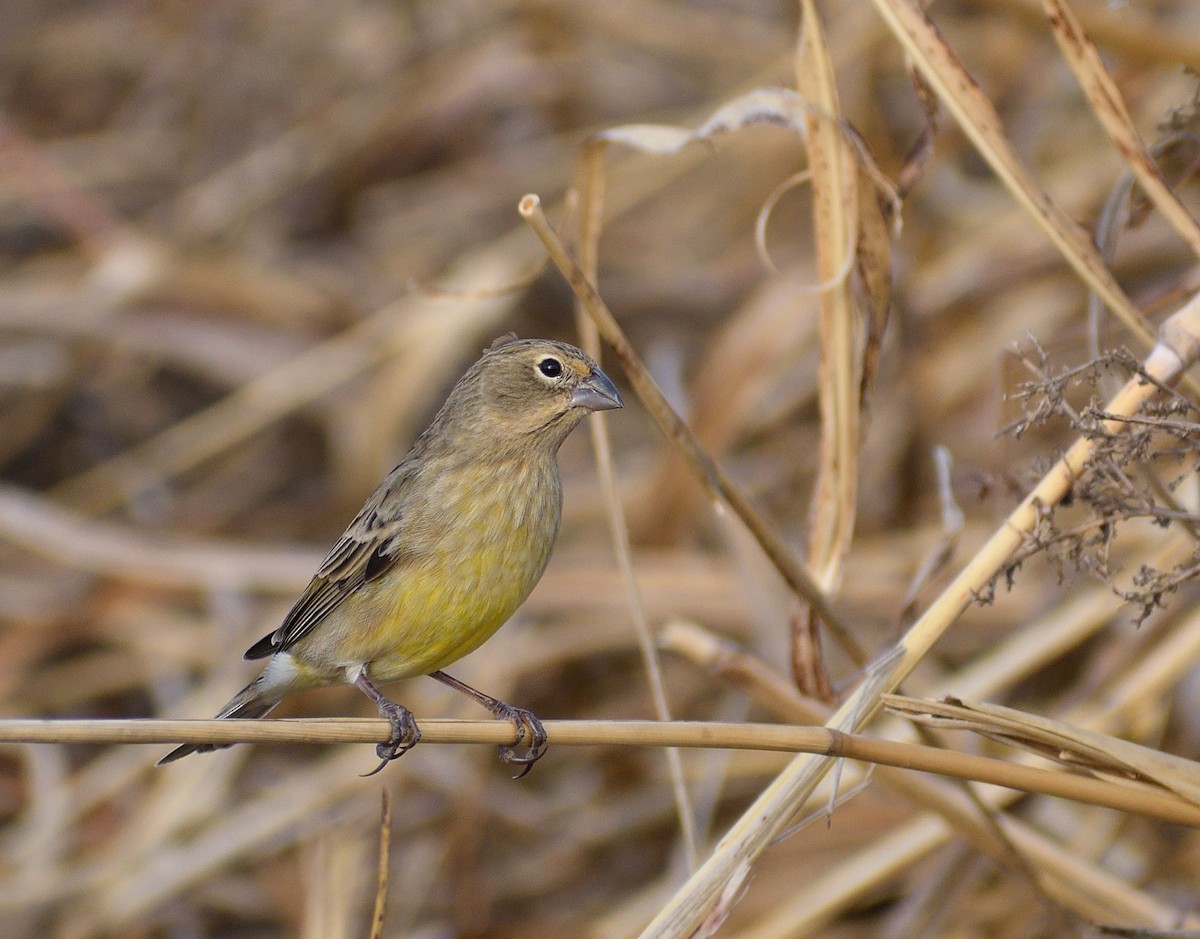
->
[428, 670, 548, 778]
[361, 700, 421, 777]
[491, 702, 548, 779]
[355, 672, 421, 777]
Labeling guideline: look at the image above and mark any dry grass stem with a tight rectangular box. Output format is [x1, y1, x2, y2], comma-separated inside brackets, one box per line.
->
[978, 0, 1200, 68]
[794, 0, 868, 691]
[662, 613, 1200, 931]
[1042, 0, 1200, 260]
[868, 0, 1193, 394]
[368, 789, 391, 939]
[572, 148, 700, 871]
[640, 298, 1200, 936]
[4, 5, 1200, 936]
[5, 716, 1199, 828]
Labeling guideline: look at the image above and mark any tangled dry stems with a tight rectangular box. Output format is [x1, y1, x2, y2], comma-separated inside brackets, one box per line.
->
[999, 345, 1200, 622]
[1, 1, 1200, 938]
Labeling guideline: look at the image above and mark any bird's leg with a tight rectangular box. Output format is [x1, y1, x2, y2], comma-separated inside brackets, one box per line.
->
[429, 670, 548, 778]
[354, 672, 420, 777]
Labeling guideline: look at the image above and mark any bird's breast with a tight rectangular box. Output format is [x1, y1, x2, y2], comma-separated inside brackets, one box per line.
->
[327, 455, 563, 679]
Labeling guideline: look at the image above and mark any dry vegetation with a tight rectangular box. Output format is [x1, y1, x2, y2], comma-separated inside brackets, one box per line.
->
[1, 0, 1200, 937]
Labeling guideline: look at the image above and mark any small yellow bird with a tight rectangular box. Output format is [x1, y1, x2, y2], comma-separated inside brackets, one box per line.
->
[159, 336, 622, 775]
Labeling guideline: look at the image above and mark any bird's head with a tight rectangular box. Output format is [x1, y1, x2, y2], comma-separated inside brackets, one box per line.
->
[437, 336, 623, 454]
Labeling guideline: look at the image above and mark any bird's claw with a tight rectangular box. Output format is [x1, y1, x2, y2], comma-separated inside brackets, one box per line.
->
[360, 700, 421, 777]
[492, 703, 548, 779]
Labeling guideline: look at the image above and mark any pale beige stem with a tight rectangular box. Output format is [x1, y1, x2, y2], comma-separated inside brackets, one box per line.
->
[635, 292, 1200, 938]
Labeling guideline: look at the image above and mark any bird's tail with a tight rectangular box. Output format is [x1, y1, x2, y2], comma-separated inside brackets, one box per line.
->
[156, 677, 279, 765]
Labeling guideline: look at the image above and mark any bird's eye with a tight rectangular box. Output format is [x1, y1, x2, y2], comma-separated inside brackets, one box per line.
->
[537, 357, 563, 378]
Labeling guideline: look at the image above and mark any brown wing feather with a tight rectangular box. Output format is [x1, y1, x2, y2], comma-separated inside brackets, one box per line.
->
[243, 463, 417, 660]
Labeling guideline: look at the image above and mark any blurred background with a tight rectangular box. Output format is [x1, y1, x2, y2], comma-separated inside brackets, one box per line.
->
[0, 0, 1199, 936]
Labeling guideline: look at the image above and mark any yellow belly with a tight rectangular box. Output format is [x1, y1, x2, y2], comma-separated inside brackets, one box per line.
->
[289, 461, 560, 682]
[347, 542, 549, 679]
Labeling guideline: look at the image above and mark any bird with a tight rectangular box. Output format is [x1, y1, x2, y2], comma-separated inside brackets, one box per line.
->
[158, 336, 623, 776]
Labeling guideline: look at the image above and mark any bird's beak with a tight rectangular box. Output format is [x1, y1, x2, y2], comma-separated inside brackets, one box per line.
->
[569, 368, 623, 412]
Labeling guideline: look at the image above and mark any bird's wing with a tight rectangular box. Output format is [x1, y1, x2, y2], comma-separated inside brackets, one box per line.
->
[244, 465, 416, 660]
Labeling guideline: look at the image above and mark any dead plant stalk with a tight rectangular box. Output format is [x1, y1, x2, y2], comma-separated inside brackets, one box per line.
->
[3, 717, 1199, 828]
[633, 290, 1200, 937]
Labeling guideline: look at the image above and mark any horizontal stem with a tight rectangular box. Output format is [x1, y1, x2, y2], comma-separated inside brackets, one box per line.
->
[4, 718, 1197, 828]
